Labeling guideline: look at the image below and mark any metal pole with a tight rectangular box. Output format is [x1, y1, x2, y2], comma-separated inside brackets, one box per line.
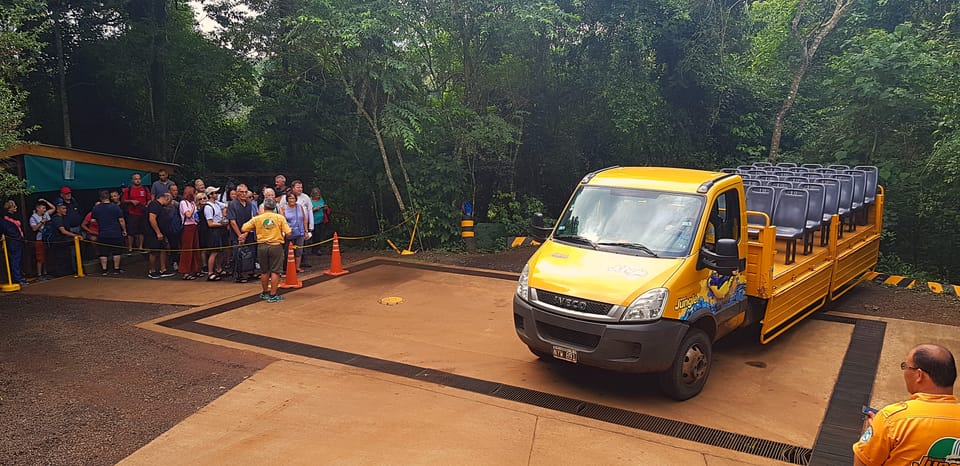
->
[73, 235, 84, 278]
[1, 235, 21, 292]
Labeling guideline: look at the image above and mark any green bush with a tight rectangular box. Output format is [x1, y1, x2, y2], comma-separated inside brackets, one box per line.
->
[486, 191, 546, 237]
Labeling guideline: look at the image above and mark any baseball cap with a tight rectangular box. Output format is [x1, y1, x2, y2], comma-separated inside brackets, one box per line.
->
[204, 186, 220, 195]
[60, 186, 72, 194]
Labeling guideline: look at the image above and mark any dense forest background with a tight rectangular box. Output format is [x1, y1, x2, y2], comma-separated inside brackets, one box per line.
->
[2, 0, 960, 281]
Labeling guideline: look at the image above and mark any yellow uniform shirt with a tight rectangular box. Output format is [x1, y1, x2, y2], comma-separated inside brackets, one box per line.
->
[853, 393, 960, 465]
[241, 212, 291, 246]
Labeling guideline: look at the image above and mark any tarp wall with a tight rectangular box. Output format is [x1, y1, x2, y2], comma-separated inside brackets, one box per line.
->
[24, 156, 153, 192]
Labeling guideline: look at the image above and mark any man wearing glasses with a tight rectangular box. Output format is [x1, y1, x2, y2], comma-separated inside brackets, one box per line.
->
[853, 344, 960, 465]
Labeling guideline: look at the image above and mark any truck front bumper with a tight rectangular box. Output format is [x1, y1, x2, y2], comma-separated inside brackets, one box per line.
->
[513, 295, 687, 373]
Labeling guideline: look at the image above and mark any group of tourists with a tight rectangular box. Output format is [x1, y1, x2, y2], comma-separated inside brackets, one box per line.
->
[1, 172, 330, 299]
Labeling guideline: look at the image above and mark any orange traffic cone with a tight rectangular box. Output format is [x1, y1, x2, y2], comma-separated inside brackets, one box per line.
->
[279, 242, 302, 288]
[323, 233, 349, 276]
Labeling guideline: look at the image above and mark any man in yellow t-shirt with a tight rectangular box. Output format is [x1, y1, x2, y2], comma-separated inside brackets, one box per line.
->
[241, 197, 292, 303]
[853, 344, 960, 465]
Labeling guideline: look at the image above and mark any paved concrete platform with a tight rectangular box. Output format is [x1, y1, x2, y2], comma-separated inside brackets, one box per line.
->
[20, 257, 960, 465]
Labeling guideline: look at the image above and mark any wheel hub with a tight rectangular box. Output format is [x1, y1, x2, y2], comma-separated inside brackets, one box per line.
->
[680, 344, 707, 384]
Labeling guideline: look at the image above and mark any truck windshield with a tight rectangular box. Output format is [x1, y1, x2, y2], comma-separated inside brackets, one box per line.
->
[553, 186, 705, 258]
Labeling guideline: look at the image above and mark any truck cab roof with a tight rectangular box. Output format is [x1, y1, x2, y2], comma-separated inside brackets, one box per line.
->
[585, 167, 733, 193]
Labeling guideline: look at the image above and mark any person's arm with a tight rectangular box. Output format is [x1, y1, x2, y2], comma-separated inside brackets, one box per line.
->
[149, 211, 162, 239]
[205, 205, 219, 228]
[58, 224, 77, 237]
[119, 217, 127, 237]
[81, 215, 93, 234]
[241, 218, 255, 233]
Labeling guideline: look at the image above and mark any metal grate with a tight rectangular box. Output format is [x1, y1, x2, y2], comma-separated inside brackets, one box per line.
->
[535, 289, 612, 315]
[809, 315, 885, 466]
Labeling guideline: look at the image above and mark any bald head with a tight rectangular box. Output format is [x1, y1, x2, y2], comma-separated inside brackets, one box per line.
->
[910, 344, 956, 390]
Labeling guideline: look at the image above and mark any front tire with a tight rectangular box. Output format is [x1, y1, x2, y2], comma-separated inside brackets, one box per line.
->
[658, 329, 712, 401]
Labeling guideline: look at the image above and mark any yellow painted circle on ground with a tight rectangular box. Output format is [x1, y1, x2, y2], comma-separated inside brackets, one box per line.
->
[379, 296, 404, 306]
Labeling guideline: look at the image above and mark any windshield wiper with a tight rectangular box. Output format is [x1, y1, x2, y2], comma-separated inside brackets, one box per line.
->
[554, 234, 598, 249]
[597, 242, 659, 257]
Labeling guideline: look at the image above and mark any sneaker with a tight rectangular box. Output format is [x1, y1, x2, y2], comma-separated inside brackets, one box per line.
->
[113, 269, 125, 275]
[148, 271, 162, 279]
[101, 269, 109, 276]
[259, 292, 270, 300]
[172, 261, 178, 270]
[266, 294, 284, 303]
[160, 270, 176, 278]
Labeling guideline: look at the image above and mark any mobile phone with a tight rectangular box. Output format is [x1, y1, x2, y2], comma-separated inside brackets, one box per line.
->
[861, 405, 878, 415]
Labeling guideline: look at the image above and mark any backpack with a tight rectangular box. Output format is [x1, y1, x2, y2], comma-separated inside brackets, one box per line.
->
[167, 207, 183, 235]
[40, 222, 56, 242]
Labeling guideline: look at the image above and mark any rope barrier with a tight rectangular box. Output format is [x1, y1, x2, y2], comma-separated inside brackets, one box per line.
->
[4, 211, 421, 255]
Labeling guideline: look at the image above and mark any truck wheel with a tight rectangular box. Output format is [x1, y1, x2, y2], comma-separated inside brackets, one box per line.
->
[658, 329, 712, 401]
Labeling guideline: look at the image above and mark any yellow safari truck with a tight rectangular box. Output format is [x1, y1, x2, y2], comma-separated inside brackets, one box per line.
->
[513, 166, 883, 400]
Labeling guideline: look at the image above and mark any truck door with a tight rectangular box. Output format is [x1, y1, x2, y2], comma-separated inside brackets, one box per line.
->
[683, 188, 749, 324]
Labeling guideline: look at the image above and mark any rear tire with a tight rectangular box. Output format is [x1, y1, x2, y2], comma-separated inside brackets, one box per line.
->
[658, 329, 712, 401]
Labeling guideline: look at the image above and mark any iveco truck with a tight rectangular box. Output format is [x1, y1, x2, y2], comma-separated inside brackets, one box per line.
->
[513, 166, 882, 400]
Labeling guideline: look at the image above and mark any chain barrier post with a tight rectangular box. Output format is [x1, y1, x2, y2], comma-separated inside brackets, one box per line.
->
[73, 235, 85, 278]
[461, 201, 476, 253]
[1, 235, 21, 292]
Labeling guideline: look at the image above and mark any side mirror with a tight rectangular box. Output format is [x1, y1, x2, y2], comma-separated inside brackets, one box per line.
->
[698, 238, 744, 275]
[530, 212, 553, 242]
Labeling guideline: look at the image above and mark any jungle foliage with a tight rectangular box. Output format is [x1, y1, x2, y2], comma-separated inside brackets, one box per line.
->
[4, 0, 960, 280]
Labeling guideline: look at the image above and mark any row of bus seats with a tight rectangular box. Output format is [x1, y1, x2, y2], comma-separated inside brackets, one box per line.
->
[720, 163, 879, 265]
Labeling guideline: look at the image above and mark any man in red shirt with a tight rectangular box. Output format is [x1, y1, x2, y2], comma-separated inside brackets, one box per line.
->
[122, 173, 152, 251]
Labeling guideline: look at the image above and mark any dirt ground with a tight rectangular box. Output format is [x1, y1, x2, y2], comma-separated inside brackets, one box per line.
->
[2, 247, 959, 465]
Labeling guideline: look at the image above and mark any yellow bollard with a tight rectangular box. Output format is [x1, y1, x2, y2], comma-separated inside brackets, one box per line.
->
[73, 235, 85, 278]
[1, 235, 21, 292]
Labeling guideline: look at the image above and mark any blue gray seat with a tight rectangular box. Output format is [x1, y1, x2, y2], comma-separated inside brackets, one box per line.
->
[746, 185, 776, 235]
[797, 183, 825, 254]
[772, 188, 809, 265]
[812, 177, 840, 246]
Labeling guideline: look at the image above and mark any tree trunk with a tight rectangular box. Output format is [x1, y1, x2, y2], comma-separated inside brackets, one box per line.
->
[52, 1, 71, 148]
[345, 85, 406, 212]
[149, 0, 168, 160]
[767, 0, 853, 162]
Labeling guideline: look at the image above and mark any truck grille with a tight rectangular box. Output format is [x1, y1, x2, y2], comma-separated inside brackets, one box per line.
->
[535, 289, 612, 315]
[537, 321, 600, 349]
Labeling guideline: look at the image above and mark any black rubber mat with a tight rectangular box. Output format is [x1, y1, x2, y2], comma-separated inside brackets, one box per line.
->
[157, 259, 887, 465]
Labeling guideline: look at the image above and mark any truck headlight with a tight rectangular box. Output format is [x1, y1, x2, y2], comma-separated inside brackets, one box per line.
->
[621, 288, 668, 322]
[516, 263, 530, 300]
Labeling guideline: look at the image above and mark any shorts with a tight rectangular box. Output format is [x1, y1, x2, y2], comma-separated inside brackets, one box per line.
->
[126, 214, 147, 235]
[200, 227, 227, 249]
[98, 236, 125, 258]
[143, 231, 169, 252]
[257, 244, 285, 275]
[284, 235, 304, 257]
[34, 240, 46, 263]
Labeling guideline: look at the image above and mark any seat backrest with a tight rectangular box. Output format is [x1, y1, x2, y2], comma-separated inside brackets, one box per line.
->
[844, 170, 866, 207]
[802, 163, 823, 169]
[788, 167, 810, 174]
[758, 174, 780, 182]
[769, 180, 793, 189]
[832, 174, 854, 211]
[815, 168, 838, 175]
[798, 183, 825, 224]
[813, 178, 841, 216]
[772, 189, 809, 231]
[746, 186, 776, 224]
[828, 164, 850, 170]
[785, 176, 807, 184]
[855, 165, 878, 202]
[776, 162, 797, 168]
[738, 165, 754, 171]
[772, 170, 792, 177]
[720, 168, 738, 174]
[742, 178, 760, 187]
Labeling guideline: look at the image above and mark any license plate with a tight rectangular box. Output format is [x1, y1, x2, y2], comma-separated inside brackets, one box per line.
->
[552, 345, 578, 363]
